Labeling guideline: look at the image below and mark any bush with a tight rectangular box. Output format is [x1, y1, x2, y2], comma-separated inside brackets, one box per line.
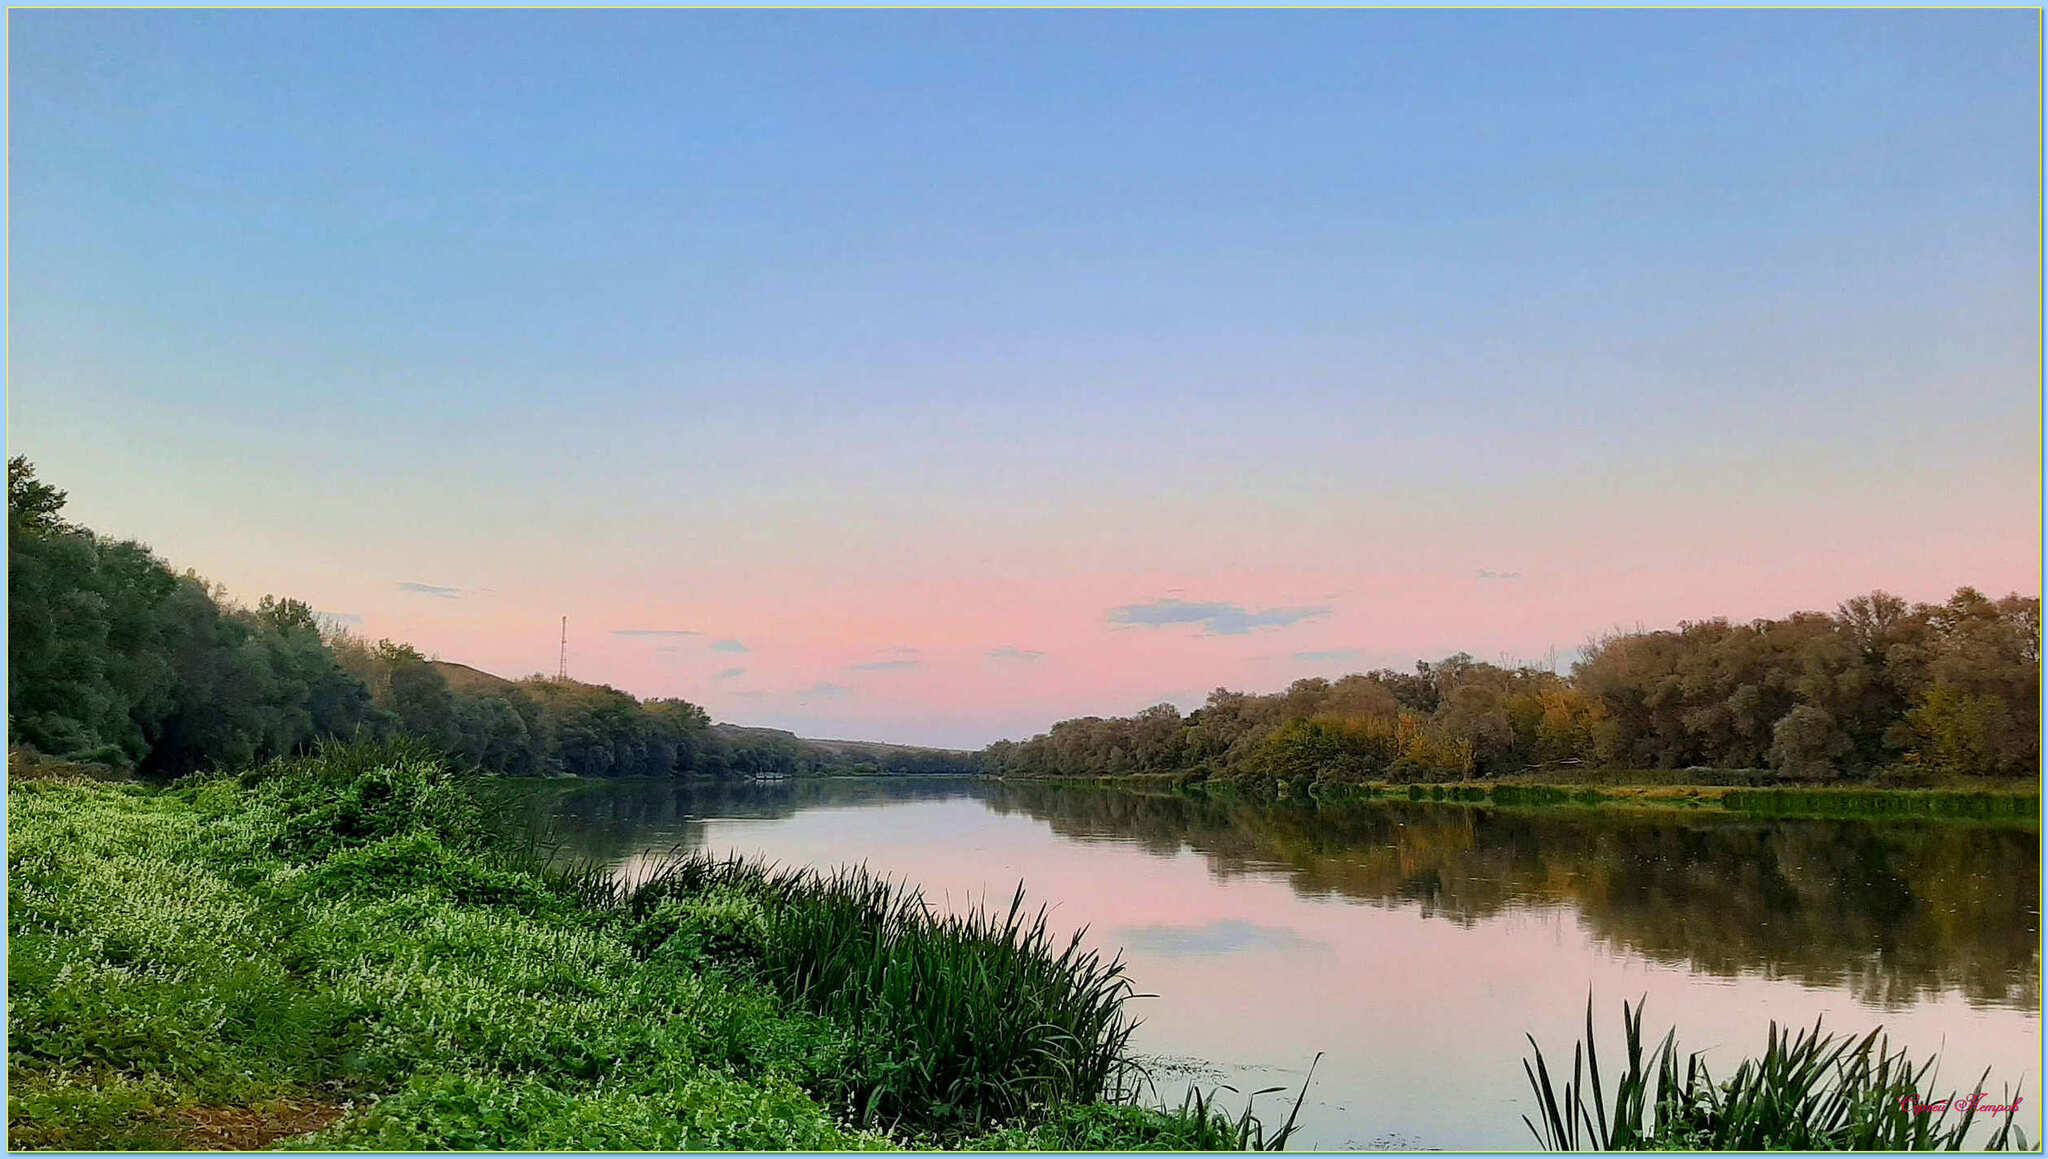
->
[236, 738, 484, 862]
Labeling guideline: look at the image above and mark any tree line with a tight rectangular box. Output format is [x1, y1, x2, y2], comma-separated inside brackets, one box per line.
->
[982, 590, 2037, 786]
[7, 458, 968, 779]
[13, 455, 2032, 786]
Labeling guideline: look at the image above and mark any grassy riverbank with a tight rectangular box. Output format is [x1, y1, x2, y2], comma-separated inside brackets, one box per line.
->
[5, 742, 1285, 1151]
[1353, 780, 2037, 822]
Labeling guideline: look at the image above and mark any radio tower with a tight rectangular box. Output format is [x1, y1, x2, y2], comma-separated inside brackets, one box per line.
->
[556, 616, 568, 682]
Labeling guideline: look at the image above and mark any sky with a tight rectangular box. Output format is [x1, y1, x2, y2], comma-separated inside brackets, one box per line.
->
[8, 10, 2041, 748]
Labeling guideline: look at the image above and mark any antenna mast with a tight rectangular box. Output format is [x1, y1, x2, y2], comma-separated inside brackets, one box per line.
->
[557, 616, 568, 682]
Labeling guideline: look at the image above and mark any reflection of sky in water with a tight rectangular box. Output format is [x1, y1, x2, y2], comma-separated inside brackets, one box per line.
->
[539, 780, 2042, 1150]
[1117, 919, 1328, 956]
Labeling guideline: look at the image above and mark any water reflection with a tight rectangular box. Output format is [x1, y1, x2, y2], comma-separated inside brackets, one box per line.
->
[1117, 918, 1331, 957]
[527, 777, 2038, 1013]
[518, 776, 2039, 1149]
[981, 783, 2041, 1011]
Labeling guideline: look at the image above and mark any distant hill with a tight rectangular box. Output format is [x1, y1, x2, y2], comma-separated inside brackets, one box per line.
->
[429, 661, 517, 696]
[425, 663, 977, 772]
[710, 723, 802, 743]
[801, 735, 976, 763]
[711, 723, 975, 769]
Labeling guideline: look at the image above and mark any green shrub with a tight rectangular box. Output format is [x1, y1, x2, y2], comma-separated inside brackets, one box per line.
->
[223, 737, 483, 863]
[626, 892, 772, 965]
[294, 831, 564, 915]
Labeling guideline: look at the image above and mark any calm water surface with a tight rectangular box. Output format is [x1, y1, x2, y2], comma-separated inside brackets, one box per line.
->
[524, 777, 2041, 1150]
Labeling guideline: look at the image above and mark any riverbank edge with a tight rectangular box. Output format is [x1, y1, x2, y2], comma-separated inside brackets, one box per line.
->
[31, 746, 2035, 827]
[4, 752, 1261, 1151]
[485, 765, 2039, 825]
[984, 771, 2040, 824]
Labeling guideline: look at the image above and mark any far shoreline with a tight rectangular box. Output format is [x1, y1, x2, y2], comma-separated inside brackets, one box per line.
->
[506, 767, 2040, 826]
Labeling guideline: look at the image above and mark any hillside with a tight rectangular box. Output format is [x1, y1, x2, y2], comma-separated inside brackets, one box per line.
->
[428, 660, 517, 696]
[428, 662, 978, 773]
[711, 723, 978, 773]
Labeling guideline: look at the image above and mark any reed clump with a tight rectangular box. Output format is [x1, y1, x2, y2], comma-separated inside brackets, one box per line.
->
[1523, 998, 2032, 1151]
[565, 850, 1141, 1136]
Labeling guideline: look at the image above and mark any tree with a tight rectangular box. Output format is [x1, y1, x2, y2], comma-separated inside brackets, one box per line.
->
[1768, 705, 1849, 780]
[8, 456, 68, 535]
[979, 587, 2036, 785]
[257, 594, 321, 634]
[389, 661, 458, 750]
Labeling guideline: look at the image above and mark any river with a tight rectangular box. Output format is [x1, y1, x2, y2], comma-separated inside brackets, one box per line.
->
[516, 776, 2041, 1150]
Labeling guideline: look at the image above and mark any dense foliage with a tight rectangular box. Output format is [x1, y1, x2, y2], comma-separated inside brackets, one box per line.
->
[6, 458, 971, 779]
[8, 459, 371, 771]
[984, 590, 2037, 785]
[6, 742, 1282, 1150]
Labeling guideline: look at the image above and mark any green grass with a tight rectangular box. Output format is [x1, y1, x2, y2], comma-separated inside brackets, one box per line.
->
[5, 740, 1299, 1151]
[1294, 776, 2039, 824]
[1522, 999, 2032, 1151]
[1720, 787, 2039, 821]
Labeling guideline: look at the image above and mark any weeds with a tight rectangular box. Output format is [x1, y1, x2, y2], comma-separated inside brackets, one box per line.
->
[8, 741, 1307, 1151]
[1523, 998, 2033, 1151]
[966, 1062, 1318, 1152]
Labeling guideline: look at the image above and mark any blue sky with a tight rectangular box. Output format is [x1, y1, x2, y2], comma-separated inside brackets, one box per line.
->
[9, 11, 2039, 746]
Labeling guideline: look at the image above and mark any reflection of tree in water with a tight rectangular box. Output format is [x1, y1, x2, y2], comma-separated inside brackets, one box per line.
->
[983, 784, 2040, 1011]
[513, 776, 989, 867]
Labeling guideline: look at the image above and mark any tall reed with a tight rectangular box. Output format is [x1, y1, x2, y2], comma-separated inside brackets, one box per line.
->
[565, 849, 1145, 1135]
[1524, 998, 2032, 1151]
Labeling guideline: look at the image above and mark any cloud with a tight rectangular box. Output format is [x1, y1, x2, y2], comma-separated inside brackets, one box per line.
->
[986, 645, 1046, 662]
[710, 639, 750, 653]
[397, 581, 461, 599]
[796, 681, 851, 699]
[1107, 598, 1331, 636]
[1476, 569, 1523, 581]
[1293, 647, 1364, 662]
[849, 658, 919, 671]
[713, 667, 746, 680]
[613, 628, 701, 638]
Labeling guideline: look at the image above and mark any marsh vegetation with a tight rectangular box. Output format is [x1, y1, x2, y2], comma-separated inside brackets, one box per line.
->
[6, 741, 1303, 1150]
